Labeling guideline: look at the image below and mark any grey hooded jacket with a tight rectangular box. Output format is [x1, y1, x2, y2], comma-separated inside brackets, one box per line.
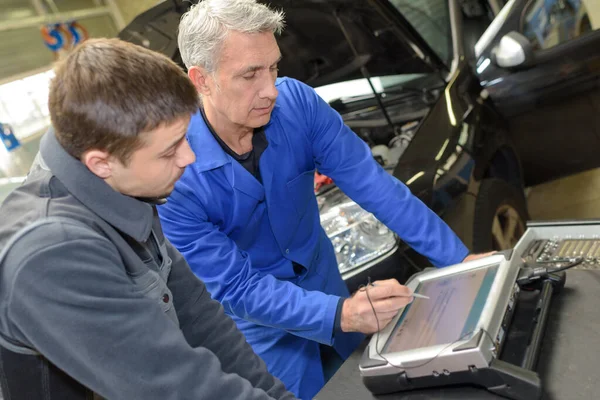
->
[0, 129, 296, 400]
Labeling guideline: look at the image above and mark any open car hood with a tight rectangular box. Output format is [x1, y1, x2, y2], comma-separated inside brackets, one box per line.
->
[118, 0, 437, 88]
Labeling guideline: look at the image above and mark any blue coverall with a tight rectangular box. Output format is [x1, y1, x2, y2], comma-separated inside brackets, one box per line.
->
[158, 77, 469, 399]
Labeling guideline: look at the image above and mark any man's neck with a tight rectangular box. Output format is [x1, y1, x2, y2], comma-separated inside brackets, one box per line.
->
[203, 104, 254, 155]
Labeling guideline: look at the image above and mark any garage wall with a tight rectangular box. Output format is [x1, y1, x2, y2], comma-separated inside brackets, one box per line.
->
[0, 0, 127, 141]
[0, 17, 118, 83]
[113, 0, 162, 25]
[0, 0, 119, 83]
[582, 0, 600, 28]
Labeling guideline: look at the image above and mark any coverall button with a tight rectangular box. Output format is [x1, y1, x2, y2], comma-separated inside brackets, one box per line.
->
[285, 249, 290, 254]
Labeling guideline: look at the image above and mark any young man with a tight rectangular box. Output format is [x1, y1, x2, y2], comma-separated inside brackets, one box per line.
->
[158, 1, 488, 398]
[0, 38, 295, 400]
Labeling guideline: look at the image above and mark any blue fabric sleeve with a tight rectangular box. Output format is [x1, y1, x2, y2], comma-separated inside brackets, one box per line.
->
[288, 79, 469, 267]
[158, 179, 341, 346]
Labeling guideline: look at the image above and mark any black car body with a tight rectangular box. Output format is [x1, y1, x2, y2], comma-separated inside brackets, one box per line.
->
[119, 0, 600, 292]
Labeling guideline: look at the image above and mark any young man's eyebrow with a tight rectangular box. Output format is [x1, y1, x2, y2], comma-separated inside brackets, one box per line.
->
[160, 132, 187, 155]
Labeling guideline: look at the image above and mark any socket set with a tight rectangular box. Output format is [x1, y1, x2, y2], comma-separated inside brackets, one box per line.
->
[521, 237, 600, 269]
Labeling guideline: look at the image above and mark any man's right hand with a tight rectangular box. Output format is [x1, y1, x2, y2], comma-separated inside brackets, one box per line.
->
[340, 279, 413, 334]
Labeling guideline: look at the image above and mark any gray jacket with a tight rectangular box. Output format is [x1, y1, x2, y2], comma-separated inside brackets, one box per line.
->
[0, 130, 295, 400]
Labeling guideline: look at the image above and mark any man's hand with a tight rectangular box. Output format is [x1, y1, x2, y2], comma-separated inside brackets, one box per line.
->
[463, 251, 496, 262]
[340, 279, 413, 334]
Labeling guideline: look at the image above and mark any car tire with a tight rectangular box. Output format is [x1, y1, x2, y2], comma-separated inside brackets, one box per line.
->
[473, 178, 529, 252]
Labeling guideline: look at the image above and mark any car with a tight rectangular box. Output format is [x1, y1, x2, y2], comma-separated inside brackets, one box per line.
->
[119, 0, 600, 292]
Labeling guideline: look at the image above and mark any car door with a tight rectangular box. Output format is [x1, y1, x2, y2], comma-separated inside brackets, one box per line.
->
[474, 0, 600, 185]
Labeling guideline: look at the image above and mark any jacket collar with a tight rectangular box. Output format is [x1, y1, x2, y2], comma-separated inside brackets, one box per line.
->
[40, 128, 154, 242]
[187, 104, 282, 174]
[186, 110, 231, 173]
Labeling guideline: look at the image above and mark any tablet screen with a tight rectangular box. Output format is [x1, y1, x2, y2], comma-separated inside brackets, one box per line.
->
[383, 264, 499, 354]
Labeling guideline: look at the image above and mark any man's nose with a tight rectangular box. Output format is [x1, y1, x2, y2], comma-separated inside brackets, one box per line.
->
[259, 76, 278, 100]
[176, 139, 196, 168]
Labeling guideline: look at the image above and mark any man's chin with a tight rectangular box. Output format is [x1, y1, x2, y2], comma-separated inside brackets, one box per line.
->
[134, 186, 174, 203]
[157, 188, 175, 200]
[251, 113, 272, 127]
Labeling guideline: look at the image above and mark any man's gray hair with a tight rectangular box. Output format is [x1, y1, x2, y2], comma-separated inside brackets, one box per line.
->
[178, 0, 285, 72]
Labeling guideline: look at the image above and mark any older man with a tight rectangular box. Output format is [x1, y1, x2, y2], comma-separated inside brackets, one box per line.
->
[158, 1, 482, 398]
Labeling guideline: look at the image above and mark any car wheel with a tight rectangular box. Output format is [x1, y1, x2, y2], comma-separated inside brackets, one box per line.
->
[473, 178, 528, 252]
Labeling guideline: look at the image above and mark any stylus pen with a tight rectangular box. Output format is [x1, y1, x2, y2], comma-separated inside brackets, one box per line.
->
[369, 283, 429, 299]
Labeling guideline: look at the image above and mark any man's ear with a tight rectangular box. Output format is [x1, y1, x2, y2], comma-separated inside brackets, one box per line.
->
[82, 150, 114, 179]
[188, 66, 212, 96]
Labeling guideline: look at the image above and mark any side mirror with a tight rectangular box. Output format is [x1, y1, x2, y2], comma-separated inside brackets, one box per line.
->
[491, 31, 534, 68]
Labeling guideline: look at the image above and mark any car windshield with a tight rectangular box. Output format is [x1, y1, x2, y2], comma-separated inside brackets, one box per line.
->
[388, 0, 453, 66]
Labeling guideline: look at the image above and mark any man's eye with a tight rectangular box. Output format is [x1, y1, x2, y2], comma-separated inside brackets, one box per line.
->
[162, 151, 176, 159]
[270, 66, 279, 73]
[243, 73, 256, 80]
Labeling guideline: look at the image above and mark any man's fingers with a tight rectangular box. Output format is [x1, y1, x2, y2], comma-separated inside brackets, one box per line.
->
[375, 310, 401, 320]
[344, 284, 413, 334]
[363, 282, 413, 300]
[371, 296, 413, 313]
[463, 251, 496, 262]
[370, 279, 399, 287]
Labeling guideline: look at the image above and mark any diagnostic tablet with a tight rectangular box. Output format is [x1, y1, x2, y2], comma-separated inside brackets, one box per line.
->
[360, 253, 521, 393]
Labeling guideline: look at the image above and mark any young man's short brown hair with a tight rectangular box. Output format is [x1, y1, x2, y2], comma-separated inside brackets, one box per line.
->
[49, 38, 199, 164]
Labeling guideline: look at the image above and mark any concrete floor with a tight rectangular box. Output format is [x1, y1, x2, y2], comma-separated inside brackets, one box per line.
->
[527, 168, 600, 221]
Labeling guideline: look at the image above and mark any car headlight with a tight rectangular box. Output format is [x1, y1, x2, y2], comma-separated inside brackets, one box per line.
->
[319, 191, 398, 274]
